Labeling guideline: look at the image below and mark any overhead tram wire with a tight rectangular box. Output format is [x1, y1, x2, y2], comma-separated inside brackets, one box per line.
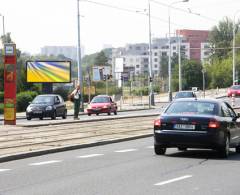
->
[82, 0, 185, 27]
[151, 0, 218, 22]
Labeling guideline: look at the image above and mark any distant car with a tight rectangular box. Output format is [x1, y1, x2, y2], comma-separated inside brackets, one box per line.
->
[174, 91, 196, 99]
[154, 98, 240, 158]
[26, 94, 67, 120]
[227, 85, 240, 97]
[86, 95, 117, 116]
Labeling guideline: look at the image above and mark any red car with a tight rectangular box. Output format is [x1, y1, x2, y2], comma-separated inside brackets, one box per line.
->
[86, 95, 117, 116]
[227, 85, 240, 97]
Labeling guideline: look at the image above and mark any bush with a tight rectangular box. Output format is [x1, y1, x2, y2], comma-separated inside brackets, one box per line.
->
[53, 86, 70, 101]
[16, 91, 38, 112]
[0, 103, 3, 114]
[0, 91, 3, 103]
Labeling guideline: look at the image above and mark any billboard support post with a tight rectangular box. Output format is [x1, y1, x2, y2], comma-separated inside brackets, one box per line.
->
[42, 83, 53, 94]
[3, 43, 17, 125]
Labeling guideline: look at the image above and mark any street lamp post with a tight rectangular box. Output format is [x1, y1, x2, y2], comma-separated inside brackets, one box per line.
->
[202, 69, 206, 98]
[0, 14, 5, 42]
[233, 10, 240, 85]
[148, 0, 154, 106]
[77, 0, 84, 111]
[168, 0, 189, 101]
[178, 32, 182, 91]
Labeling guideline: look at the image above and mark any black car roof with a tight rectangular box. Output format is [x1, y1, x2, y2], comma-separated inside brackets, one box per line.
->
[173, 98, 222, 104]
[37, 94, 59, 97]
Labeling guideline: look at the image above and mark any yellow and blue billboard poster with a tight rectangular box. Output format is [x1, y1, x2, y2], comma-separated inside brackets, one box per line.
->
[26, 61, 71, 83]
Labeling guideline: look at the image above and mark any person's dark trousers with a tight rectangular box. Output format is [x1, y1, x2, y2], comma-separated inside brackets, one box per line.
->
[74, 98, 80, 118]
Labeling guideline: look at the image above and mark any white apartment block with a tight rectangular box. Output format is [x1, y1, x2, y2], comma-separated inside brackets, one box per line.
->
[112, 37, 192, 78]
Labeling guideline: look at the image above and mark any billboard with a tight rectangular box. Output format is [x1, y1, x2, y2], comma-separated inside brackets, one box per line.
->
[26, 61, 71, 83]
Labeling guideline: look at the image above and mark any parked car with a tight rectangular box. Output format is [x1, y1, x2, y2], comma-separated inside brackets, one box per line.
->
[154, 98, 240, 158]
[174, 91, 196, 99]
[86, 95, 117, 116]
[227, 85, 240, 97]
[26, 94, 67, 120]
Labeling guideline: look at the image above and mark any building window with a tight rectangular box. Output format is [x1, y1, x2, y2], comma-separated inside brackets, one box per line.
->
[162, 52, 167, 56]
[154, 58, 158, 62]
[173, 46, 176, 50]
[154, 46, 158, 49]
[136, 64, 140, 68]
[136, 46, 141, 50]
[143, 58, 148, 63]
[204, 51, 210, 56]
[154, 64, 158, 68]
[173, 52, 177, 56]
[154, 70, 158, 74]
[154, 52, 158, 56]
[144, 64, 148, 68]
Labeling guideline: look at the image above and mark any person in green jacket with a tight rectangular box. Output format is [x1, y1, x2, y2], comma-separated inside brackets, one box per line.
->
[71, 84, 81, 120]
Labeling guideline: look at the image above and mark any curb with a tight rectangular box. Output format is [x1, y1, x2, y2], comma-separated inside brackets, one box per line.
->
[0, 133, 153, 163]
[0, 108, 155, 121]
[17, 113, 160, 127]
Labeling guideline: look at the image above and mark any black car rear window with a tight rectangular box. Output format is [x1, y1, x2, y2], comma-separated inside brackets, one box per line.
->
[165, 101, 217, 115]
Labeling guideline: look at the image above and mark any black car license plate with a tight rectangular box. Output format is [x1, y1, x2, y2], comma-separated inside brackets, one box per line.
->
[33, 111, 42, 114]
[174, 124, 195, 130]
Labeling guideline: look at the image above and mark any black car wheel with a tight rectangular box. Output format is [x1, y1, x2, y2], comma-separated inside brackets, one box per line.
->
[51, 111, 56, 120]
[218, 135, 230, 158]
[62, 110, 67, 119]
[27, 116, 32, 120]
[88, 113, 91, 116]
[114, 110, 117, 115]
[235, 145, 240, 153]
[96, 113, 99, 116]
[108, 112, 111, 115]
[39, 117, 43, 120]
[154, 145, 166, 155]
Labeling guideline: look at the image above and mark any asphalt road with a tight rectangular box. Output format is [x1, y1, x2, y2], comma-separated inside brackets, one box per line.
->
[1, 137, 240, 195]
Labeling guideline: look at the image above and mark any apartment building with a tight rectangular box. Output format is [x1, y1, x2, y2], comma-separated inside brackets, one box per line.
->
[112, 29, 210, 79]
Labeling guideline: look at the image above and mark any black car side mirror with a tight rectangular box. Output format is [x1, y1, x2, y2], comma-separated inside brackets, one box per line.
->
[237, 113, 240, 118]
[55, 100, 60, 104]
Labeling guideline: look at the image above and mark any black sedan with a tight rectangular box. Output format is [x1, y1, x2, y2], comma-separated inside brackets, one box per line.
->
[26, 94, 67, 120]
[154, 98, 240, 158]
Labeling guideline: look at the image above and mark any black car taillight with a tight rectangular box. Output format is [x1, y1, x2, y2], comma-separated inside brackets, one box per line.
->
[208, 119, 220, 128]
[154, 119, 161, 127]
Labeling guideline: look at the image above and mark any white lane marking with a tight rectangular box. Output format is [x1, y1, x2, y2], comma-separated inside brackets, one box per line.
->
[0, 169, 11, 172]
[77, 154, 104, 158]
[154, 175, 192, 186]
[146, 146, 154, 149]
[29, 160, 62, 166]
[115, 149, 138, 153]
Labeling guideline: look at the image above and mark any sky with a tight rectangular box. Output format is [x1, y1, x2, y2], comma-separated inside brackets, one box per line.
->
[0, 0, 239, 55]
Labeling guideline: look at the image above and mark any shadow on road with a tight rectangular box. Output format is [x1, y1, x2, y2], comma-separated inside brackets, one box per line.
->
[163, 149, 240, 161]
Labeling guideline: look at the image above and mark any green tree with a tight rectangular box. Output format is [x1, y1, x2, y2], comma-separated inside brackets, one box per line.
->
[94, 51, 109, 66]
[181, 60, 203, 90]
[209, 17, 239, 60]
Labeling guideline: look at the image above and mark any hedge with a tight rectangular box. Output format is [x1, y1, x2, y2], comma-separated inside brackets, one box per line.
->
[16, 91, 38, 112]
